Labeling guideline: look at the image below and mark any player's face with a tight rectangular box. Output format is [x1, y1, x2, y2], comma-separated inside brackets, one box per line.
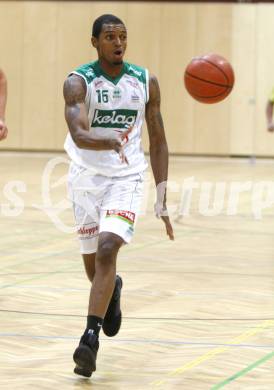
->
[93, 23, 127, 65]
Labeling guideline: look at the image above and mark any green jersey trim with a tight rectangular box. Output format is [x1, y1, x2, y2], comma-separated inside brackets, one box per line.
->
[93, 61, 127, 85]
[124, 63, 147, 84]
[71, 61, 149, 100]
[125, 62, 149, 102]
[72, 62, 97, 84]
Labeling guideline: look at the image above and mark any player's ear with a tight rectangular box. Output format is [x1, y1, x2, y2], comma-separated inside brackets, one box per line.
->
[91, 36, 98, 49]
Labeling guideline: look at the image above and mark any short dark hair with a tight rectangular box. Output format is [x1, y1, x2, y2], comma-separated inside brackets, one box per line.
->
[92, 14, 125, 38]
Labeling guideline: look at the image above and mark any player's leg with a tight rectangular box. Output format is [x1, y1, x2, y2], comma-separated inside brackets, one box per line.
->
[99, 173, 144, 337]
[72, 170, 144, 377]
[74, 232, 124, 377]
[73, 251, 100, 378]
[68, 164, 123, 336]
[71, 187, 124, 376]
[68, 164, 104, 377]
[88, 232, 123, 318]
[82, 253, 123, 337]
[102, 274, 123, 337]
[83, 253, 96, 282]
[82, 252, 122, 330]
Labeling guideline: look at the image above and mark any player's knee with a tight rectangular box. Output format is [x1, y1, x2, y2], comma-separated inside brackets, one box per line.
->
[97, 240, 117, 262]
[97, 236, 122, 264]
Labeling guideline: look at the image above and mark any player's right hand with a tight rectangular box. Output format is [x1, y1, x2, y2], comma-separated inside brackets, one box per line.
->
[267, 122, 274, 132]
[109, 126, 133, 164]
[109, 139, 129, 164]
[109, 138, 122, 152]
[0, 119, 8, 141]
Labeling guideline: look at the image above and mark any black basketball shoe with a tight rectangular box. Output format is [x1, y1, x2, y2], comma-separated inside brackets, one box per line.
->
[103, 275, 123, 337]
[73, 329, 99, 377]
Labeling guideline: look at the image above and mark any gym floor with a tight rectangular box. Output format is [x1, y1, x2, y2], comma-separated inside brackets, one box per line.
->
[0, 152, 273, 389]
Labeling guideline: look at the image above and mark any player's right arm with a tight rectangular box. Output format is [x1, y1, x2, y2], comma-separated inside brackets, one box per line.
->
[64, 74, 121, 151]
[0, 68, 8, 141]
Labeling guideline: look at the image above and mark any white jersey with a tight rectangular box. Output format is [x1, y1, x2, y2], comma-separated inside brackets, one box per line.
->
[64, 60, 149, 177]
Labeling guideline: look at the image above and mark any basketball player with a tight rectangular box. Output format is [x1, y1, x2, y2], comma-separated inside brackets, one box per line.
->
[266, 88, 274, 132]
[0, 68, 8, 141]
[63, 14, 174, 377]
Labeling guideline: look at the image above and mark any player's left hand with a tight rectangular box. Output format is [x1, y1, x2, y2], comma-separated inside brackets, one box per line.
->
[161, 215, 174, 240]
[154, 202, 174, 240]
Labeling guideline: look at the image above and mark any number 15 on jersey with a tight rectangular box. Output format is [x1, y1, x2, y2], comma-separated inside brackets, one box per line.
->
[96, 89, 109, 103]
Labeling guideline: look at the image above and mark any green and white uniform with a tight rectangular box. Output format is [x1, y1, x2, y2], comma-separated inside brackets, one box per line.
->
[65, 61, 149, 254]
[64, 60, 149, 177]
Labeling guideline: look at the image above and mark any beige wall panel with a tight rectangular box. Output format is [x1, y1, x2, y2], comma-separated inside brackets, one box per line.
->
[2, 1, 274, 157]
[55, 2, 96, 149]
[126, 3, 161, 73]
[0, 2, 24, 149]
[90, 1, 128, 25]
[21, 1, 58, 149]
[194, 4, 232, 155]
[126, 2, 161, 152]
[230, 5, 256, 156]
[254, 4, 274, 156]
[160, 3, 196, 154]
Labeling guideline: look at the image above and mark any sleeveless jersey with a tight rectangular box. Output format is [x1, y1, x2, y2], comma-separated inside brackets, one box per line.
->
[64, 60, 149, 177]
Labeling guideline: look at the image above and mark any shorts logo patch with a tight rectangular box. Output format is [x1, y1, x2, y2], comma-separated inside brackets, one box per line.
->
[77, 225, 99, 239]
[106, 210, 135, 225]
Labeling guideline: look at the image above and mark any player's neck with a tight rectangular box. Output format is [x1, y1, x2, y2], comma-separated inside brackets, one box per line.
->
[98, 58, 124, 78]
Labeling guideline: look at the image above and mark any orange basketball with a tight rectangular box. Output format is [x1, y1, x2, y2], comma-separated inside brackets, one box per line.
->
[184, 53, 234, 104]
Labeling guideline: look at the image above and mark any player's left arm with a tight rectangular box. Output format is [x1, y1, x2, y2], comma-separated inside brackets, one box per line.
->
[145, 74, 174, 240]
[0, 68, 8, 141]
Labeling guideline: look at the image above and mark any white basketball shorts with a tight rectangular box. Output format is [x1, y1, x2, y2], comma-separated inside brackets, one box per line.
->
[67, 162, 144, 254]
